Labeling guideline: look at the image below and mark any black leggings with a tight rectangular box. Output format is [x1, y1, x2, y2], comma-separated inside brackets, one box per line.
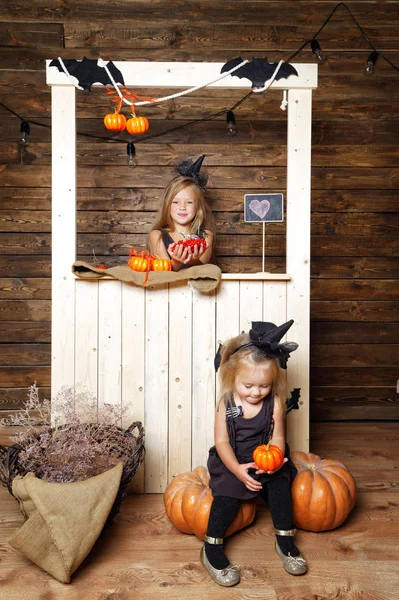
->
[205, 477, 297, 568]
[207, 476, 294, 537]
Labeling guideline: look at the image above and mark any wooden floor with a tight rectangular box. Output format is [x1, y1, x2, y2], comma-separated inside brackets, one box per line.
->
[0, 422, 398, 600]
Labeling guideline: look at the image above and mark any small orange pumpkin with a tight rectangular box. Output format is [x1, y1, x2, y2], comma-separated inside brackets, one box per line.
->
[127, 248, 153, 284]
[104, 112, 127, 132]
[128, 255, 150, 272]
[164, 466, 256, 540]
[253, 442, 283, 472]
[126, 115, 149, 135]
[291, 451, 356, 532]
[152, 258, 172, 271]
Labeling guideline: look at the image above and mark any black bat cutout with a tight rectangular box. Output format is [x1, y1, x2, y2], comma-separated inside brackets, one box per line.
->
[286, 388, 301, 414]
[221, 56, 298, 89]
[49, 57, 125, 90]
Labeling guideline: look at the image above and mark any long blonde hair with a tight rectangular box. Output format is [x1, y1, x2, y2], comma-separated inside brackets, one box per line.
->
[218, 332, 288, 409]
[150, 176, 215, 236]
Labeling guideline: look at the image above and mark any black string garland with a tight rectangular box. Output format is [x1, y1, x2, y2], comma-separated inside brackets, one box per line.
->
[1, 1, 398, 157]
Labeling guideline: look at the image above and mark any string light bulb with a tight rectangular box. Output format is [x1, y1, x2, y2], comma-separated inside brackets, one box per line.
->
[311, 39, 325, 63]
[363, 50, 379, 75]
[126, 142, 137, 167]
[20, 121, 30, 146]
[226, 110, 237, 136]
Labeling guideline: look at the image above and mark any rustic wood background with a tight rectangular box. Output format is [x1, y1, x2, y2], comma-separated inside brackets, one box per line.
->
[0, 1, 398, 423]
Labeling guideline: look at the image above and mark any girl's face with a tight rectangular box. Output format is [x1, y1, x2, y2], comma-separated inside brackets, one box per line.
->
[234, 362, 273, 405]
[170, 187, 197, 227]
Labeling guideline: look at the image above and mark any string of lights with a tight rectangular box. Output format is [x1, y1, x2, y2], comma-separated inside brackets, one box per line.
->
[1, 1, 398, 164]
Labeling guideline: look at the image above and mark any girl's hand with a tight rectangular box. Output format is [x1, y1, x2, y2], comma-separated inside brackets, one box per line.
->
[255, 457, 288, 476]
[167, 242, 190, 264]
[182, 242, 207, 265]
[234, 462, 263, 492]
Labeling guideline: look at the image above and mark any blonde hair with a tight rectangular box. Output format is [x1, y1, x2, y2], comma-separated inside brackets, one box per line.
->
[218, 332, 288, 409]
[150, 176, 215, 237]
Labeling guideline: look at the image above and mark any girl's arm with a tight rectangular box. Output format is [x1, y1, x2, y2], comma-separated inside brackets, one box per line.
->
[269, 396, 286, 456]
[198, 230, 214, 265]
[148, 230, 169, 259]
[215, 400, 262, 492]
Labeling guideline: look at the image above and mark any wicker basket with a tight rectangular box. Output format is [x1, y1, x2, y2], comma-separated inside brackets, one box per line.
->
[0, 421, 145, 525]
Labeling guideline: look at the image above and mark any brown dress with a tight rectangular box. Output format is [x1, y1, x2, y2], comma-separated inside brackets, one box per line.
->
[207, 393, 297, 500]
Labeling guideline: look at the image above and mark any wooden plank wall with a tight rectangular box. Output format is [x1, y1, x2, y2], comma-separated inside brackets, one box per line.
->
[0, 1, 398, 424]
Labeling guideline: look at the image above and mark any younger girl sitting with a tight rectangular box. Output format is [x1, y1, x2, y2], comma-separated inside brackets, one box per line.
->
[202, 320, 307, 587]
[148, 155, 214, 271]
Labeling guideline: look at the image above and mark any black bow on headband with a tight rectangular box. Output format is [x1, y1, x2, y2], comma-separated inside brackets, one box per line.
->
[175, 154, 208, 189]
[214, 319, 298, 372]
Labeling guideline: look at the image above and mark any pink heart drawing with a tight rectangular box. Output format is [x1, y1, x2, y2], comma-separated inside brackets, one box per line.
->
[249, 199, 271, 219]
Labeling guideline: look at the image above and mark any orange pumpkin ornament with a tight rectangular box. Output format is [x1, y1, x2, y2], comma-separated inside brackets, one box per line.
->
[253, 442, 284, 472]
[127, 248, 153, 284]
[126, 114, 149, 135]
[152, 258, 172, 271]
[291, 451, 356, 532]
[164, 466, 256, 540]
[128, 254, 151, 272]
[104, 112, 127, 132]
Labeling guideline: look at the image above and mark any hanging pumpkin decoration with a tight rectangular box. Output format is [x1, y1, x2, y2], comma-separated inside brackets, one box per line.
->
[164, 466, 256, 541]
[253, 442, 283, 472]
[152, 257, 172, 271]
[126, 114, 149, 135]
[291, 451, 356, 532]
[104, 112, 127, 132]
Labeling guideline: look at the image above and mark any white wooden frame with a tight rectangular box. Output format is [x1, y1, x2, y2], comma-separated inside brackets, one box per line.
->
[47, 60, 317, 492]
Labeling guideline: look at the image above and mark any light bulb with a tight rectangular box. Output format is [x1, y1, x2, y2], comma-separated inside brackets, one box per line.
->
[311, 39, 325, 63]
[20, 121, 30, 146]
[126, 142, 137, 167]
[363, 51, 379, 75]
[226, 110, 237, 136]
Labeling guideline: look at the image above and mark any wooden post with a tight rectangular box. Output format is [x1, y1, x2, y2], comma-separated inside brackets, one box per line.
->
[286, 89, 312, 451]
[51, 85, 76, 420]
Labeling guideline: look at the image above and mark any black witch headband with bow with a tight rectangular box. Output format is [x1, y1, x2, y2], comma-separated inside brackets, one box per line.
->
[214, 319, 298, 372]
[175, 154, 208, 190]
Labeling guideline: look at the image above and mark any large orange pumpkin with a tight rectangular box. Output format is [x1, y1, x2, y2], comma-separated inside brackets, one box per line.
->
[291, 451, 356, 532]
[164, 466, 256, 540]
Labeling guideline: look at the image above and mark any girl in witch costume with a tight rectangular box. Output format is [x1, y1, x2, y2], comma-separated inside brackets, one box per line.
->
[148, 155, 214, 271]
[202, 320, 307, 587]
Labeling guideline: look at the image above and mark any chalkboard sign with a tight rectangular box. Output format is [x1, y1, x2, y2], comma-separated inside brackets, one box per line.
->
[244, 193, 284, 222]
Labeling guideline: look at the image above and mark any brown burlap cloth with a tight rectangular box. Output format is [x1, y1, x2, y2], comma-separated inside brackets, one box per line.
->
[9, 463, 123, 583]
[72, 262, 222, 293]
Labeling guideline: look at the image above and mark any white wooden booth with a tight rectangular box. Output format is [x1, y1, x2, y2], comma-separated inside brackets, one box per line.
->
[46, 60, 317, 493]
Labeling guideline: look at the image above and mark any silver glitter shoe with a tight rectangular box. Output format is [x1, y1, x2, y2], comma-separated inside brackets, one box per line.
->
[200, 538, 240, 587]
[275, 529, 307, 576]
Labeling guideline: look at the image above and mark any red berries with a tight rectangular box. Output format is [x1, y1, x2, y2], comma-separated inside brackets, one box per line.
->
[171, 238, 207, 252]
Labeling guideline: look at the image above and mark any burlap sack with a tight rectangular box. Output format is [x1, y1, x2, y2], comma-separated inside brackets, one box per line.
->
[9, 462, 123, 583]
[72, 261, 222, 293]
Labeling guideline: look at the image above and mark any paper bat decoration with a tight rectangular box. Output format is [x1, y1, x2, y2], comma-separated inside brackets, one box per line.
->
[286, 388, 301, 414]
[221, 57, 298, 89]
[49, 57, 125, 90]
